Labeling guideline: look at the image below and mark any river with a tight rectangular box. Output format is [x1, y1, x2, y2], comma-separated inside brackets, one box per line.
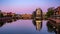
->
[0, 20, 56, 34]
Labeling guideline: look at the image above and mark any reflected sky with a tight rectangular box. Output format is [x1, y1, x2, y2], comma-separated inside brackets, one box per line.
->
[0, 20, 55, 34]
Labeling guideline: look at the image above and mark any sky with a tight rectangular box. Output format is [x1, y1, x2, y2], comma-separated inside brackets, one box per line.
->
[0, 0, 60, 14]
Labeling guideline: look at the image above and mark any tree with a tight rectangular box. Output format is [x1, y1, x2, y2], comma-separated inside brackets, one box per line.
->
[0, 10, 3, 18]
[46, 7, 54, 18]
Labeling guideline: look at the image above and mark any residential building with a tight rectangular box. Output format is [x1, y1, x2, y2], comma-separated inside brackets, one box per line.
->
[54, 6, 60, 15]
[53, 6, 60, 19]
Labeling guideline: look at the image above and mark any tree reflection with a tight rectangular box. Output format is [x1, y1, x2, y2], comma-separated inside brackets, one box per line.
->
[0, 21, 6, 27]
[47, 20, 60, 34]
[0, 19, 17, 27]
[32, 20, 42, 31]
[6, 19, 16, 23]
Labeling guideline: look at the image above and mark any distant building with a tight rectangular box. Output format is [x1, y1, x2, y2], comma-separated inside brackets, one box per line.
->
[0, 10, 1, 12]
[11, 13, 15, 17]
[43, 12, 47, 19]
[2, 12, 7, 17]
[22, 14, 32, 19]
[6, 12, 15, 17]
[0, 10, 1, 11]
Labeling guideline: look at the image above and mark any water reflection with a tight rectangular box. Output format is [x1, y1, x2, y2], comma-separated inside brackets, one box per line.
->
[0, 19, 56, 34]
[32, 20, 42, 31]
[0, 21, 5, 27]
[0, 19, 17, 27]
[6, 19, 16, 23]
[47, 20, 60, 34]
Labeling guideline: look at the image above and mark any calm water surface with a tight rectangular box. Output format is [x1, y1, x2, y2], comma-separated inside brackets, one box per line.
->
[0, 20, 55, 34]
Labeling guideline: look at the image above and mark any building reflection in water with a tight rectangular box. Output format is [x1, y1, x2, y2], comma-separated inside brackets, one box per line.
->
[0, 19, 17, 27]
[32, 20, 42, 31]
[47, 20, 60, 34]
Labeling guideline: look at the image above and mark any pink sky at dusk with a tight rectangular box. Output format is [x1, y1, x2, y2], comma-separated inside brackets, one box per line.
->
[0, 0, 60, 14]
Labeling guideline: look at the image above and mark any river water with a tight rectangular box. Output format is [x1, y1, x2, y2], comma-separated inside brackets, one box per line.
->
[0, 20, 56, 34]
